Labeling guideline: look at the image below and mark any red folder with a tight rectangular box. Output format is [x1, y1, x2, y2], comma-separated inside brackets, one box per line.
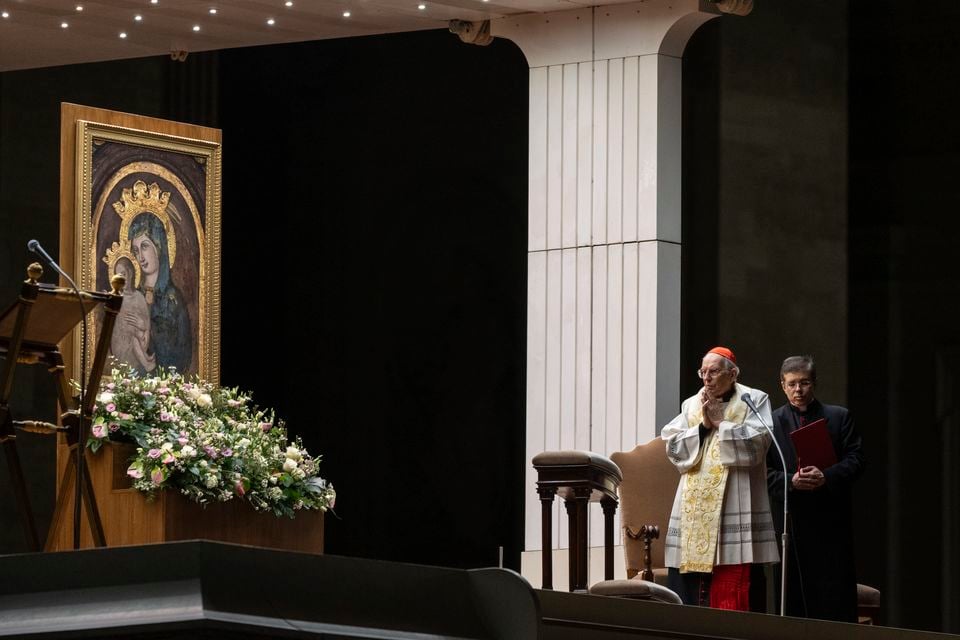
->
[789, 418, 837, 471]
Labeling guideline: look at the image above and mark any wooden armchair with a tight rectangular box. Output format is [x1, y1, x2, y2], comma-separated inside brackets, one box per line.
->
[610, 439, 678, 586]
[587, 438, 681, 603]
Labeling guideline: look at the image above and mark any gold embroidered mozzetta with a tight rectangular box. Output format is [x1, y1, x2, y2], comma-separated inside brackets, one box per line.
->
[678, 392, 748, 573]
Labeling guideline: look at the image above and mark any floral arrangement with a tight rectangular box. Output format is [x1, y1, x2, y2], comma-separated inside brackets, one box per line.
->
[86, 363, 335, 518]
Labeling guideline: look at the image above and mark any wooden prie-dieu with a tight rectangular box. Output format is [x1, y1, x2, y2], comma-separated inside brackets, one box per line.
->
[533, 450, 622, 592]
[0, 262, 124, 551]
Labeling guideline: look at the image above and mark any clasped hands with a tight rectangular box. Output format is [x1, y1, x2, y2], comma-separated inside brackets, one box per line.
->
[792, 465, 825, 490]
[699, 389, 725, 429]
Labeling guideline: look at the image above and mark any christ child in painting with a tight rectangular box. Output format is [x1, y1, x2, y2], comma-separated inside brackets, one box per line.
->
[111, 256, 156, 373]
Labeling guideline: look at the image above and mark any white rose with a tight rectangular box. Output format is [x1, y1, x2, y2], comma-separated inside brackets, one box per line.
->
[292, 467, 306, 480]
[197, 393, 213, 408]
[205, 474, 219, 488]
[285, 446, 302, 462]
[282, 458, 298, 473]
[97, 391, 114, 404]
[181, 445, 196, 458]
[236, 438, 251, 449]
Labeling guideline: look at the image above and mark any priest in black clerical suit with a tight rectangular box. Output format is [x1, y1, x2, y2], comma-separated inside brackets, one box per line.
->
[766, 355, 864, 623]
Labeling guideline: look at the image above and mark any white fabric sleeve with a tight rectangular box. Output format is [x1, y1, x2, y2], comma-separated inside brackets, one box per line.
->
[717, 389, 772, 468]
[662, 398, 703, 473]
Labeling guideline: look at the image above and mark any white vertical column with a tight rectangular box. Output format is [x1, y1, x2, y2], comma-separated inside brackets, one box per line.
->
[497, 0, 718, 561]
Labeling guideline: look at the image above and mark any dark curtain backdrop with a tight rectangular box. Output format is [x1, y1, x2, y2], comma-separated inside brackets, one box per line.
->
[0, 29, 529, 571]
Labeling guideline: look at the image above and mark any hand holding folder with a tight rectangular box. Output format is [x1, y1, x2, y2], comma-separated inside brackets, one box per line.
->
[789, 418, 837, 471]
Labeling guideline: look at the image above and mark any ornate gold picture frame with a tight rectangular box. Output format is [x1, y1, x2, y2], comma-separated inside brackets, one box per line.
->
[60, 104, 221, 385]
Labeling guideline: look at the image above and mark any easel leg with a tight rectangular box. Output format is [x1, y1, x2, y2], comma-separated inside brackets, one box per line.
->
[43, 446, 106, 550]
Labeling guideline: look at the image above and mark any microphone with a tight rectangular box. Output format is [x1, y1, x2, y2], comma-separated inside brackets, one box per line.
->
[742, 392, 791, 617]
[27, 239, 89, 550]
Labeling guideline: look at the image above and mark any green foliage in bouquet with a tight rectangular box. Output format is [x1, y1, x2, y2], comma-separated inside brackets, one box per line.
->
[86, 363, 335, 518]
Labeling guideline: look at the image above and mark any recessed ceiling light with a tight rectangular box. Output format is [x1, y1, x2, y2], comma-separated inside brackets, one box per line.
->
[60, 21, 69, 28]
[285, 0, 293, 6]
[192, 24, 200, 31]
[209, 7, 217, 14]
[266, 17, 275, 25]
[342, 10, 350, 17]
[150, 0, 158, 4]
[76, 5, 84, 11]
[1, 11, 9, 19]
[417, 3, 426, 9]
[134, 14, 143, 21]
[119, 32, 127, 38]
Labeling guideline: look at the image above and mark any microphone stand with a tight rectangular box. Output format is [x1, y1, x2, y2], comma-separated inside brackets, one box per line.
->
[743, 394, 790, 617]
[28, 241, 88, 550]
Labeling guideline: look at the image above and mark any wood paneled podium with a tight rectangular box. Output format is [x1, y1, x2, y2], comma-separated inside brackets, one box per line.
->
[47, 441, 325, 553]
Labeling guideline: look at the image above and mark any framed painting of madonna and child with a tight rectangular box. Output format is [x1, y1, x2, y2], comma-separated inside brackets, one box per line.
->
[60, 103, 222, 385]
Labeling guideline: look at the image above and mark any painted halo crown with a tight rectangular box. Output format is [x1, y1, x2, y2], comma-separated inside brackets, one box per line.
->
[102, 241, 142, 290]
[112, 179, 177, 267]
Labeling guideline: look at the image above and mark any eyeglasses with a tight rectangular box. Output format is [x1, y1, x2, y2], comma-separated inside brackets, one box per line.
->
[783, 380, 813, 390]
[697, 368, 727, 379]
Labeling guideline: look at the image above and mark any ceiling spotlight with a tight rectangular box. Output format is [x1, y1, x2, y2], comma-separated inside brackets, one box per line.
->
[60, 21, 69, 28]
[266, 17, 275, 25]
[285, 0, 293, 5]
[209, 7, 217, 14]
[342, 10, 350, 17]
[150, 0, 158, 4]
[135, 14, 143, 21]
[192, 24, 200, 31]
[119, 32, 127, 38]
[76, 5, 84, 11]
[1, 11, 9, 18]
[417, 3, 426, 9]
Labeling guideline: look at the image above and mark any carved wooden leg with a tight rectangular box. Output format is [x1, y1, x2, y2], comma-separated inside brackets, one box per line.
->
[601, 497, 617, 581]
[538, 487, 556, 590]
[565, 488, 590, 592]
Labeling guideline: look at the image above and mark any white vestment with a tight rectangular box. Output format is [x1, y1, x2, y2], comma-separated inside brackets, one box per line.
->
[661, 382, 780, 570]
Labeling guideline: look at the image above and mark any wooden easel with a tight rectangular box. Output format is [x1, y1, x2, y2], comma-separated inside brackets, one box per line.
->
[0, 262, 124, 551]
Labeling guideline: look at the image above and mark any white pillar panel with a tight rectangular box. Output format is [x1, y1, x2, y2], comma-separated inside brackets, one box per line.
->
[528, 68, 548, 252]
[505, 0, 719, 559]
[637, 55, 660, 241]
[577, 63, 593, 248]
[622, 56, 640, 244]
[547, 66, 564, 250]
[621, 242, 640, 451]
[575, 247, 593, 452]
[560, 248, 577, 450]
[606, 58, 624, 245]
[592, 59, 609, 246]
[562, 64, 579, 248]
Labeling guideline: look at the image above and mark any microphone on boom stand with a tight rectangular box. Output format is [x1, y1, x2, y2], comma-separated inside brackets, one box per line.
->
[27, 239, 89, 550]
[741, 392, 790, 617]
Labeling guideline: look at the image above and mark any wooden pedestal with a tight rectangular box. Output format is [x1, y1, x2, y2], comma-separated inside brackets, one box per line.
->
[47, 440, 324, 554]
